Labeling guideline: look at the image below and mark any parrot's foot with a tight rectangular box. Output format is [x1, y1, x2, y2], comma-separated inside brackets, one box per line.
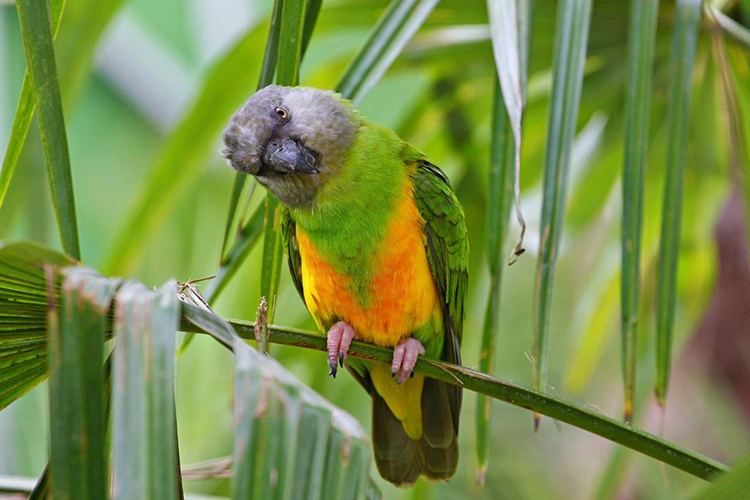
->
[391, 338, 425, 384]
[326, 321, 357, 378]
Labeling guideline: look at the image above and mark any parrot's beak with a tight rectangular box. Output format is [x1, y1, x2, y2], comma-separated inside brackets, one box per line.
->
[263, 138, 319, 174]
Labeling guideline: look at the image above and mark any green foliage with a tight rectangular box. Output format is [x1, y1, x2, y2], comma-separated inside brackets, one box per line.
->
[655, 0, 702, 406]
[15, 0, 79, 259]
[475, 80, 514, 483]
[533, 0, 592, 424]
[694, 456, 750, 500]
[620, 0, 659, 424]
[111, 280, 180, 500]
[335, 0, 439, 105]
[478, 0, 533, 477]
[1, 241, 375, 500]
[2, 0, 750, 498]
[0, 0, 63, 212]
[48, 268, 115, 500]
[0, 243, 71, 411]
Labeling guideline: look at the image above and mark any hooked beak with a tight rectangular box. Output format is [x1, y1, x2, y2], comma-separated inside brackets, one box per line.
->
[263, 138, 319, 174]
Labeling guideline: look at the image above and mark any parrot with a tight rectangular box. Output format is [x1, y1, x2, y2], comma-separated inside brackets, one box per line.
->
[221, 85, 468, 487]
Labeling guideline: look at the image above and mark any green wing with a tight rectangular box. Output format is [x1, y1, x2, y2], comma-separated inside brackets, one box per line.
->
[411, 160, 468, 440]
[412, 161, 468, 353]
[280, 206, 305, 302]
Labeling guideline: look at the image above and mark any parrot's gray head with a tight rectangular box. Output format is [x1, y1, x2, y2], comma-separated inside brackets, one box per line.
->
[221, 86, 360, 208]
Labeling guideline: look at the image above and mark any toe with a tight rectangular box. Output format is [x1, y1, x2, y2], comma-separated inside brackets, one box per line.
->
[326, 322, 356, 378]
[338, 323, 357, 366]
[393, 338, 425, 384]
[391, 343, 406, 375]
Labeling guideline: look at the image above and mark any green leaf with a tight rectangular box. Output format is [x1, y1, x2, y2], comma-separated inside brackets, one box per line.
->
[258, 0, 284, 89]
[30, 354, 114, 500]
[102, 23, 268, 275]
[0, 242, 73, 411]
[478, 0, 534, 478]
[15, 0, 80, 260]
[230, 337, 371, 500]
[28, 466, 50, 500]
[301, 0, 324, 58]
[259, 196, 285, 323]
[277, 0, 307, 86]
[486, 0, 534, 256]
[693, 455, 750, 499]
[335, 0, 439, 104]
[486, 0, 533, 133]
[0, 0, 64, 212]
[532, 0, 592, 426]
[47, 267, 117, 500]
[620, 0, 659, 423]
[655, 0, 701, 406]
[111, 281, 181, 500]
[1, 0, 125, 230]
[475, 79, 515, 483]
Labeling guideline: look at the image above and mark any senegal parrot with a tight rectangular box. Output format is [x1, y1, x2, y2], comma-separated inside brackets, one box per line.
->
[221, 86, 468, 486]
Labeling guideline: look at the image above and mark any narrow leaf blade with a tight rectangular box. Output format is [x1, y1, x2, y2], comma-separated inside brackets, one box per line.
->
[335, 0, 439, 104]
[655, 0, 702, 406]
[112, 281, 180, 500]
[276, 0, 307, 86]
[621, 0, 660, 423]
[486, 0, 534, 257]
[259, 196, 284, 322]
[48, 268, 117, 500]
[475, 79, 515, 482]
[0, 0, 64, 211]
[15, 0, 80, 259]
[533, 0, 592, 426]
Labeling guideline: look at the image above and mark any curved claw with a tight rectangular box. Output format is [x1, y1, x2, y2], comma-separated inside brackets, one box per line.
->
[391, 338, 425, 384]
[326, 321, 356, 379]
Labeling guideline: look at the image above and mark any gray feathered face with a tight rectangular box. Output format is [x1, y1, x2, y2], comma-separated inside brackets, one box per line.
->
[221, 86, 359, 208]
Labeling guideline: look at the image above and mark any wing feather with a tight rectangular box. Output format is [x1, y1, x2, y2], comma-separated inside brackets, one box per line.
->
[412, 161, 468, 431]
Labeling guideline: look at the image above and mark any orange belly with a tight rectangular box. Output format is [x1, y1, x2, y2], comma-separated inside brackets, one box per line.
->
[297, 189, 442, 347]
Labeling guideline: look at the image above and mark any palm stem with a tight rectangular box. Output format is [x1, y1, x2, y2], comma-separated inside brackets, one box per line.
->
[179, 315, 731, 482]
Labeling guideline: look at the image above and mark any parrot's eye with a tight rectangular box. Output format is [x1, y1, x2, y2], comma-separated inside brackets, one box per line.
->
[274, 107, 289, 120]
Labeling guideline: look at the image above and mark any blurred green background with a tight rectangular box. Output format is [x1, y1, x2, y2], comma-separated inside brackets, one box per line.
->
[1, 0, 749, 498]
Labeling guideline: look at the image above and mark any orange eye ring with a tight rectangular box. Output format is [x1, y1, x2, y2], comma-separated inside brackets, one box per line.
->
[274, 107, 289, 120]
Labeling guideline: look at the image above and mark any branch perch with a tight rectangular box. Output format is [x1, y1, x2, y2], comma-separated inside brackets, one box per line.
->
[180, 315, 730, 482]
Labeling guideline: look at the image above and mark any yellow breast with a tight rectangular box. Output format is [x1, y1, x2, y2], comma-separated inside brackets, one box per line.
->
[297, 188, 442, 347]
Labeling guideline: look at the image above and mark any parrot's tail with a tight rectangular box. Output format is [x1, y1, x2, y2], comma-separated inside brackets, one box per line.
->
[371, 377, 459, 487]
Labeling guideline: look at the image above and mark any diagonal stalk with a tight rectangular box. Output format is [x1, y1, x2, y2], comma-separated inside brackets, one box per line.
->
[179, 311, 731, 483]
